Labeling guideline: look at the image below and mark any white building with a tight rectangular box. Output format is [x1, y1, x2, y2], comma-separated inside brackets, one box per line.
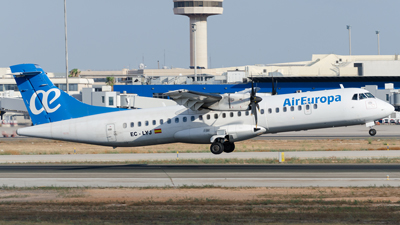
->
[0, 67, 95, 97]
[77, 54, 400, 86]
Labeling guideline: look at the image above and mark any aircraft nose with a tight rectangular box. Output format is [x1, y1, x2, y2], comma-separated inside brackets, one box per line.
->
[383, 102, 395, 115]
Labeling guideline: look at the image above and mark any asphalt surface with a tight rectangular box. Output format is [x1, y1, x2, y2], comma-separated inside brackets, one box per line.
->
[1, 150, 400, 163]
[0, 164, 399, 187]
[1, 124, 399, 187]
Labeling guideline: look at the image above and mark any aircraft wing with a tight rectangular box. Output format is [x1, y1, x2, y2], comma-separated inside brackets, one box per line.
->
[165, 89, 222, 111]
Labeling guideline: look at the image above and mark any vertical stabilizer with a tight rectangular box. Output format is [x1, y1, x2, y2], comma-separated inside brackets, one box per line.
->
[11, 64, 123, 125]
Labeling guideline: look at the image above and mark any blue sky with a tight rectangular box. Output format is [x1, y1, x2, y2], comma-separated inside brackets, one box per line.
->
[1, 0, 399, 72]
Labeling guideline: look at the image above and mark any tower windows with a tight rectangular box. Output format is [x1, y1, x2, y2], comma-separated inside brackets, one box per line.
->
[174, 1, 223, 8]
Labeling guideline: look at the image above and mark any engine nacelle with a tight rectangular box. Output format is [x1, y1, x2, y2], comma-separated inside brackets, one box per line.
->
[208, 93, 250, 111]
[174, 125, 266, 144]
[213, 124, 266, 142]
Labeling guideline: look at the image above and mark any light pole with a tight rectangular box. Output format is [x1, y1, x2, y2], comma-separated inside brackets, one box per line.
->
[347, 25, 352, 55]
[191, 23, 197, 83]
[376, 31, 380, 55]
[64, 0, 69, 93]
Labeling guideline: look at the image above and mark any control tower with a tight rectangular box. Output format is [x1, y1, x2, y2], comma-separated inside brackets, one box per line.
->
[174, 0, 223, 69]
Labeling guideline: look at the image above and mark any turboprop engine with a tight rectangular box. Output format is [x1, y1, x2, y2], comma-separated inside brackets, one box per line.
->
[207, 93, 252, 111]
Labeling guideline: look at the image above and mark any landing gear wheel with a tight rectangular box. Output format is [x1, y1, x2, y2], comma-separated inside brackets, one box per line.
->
[369, 129, 377, 136]
[210, 142, 224, 155]
[223, 142, 235, 153]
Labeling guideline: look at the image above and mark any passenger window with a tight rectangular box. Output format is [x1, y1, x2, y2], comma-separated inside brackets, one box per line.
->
[268, 108, 272, 114]
[261, 109, 265, 114]
[191, 116, 195, 121]
[130, 122, 134, 127]
[175, 118, 179, 123]
[352, 94, 358, 100]
[306, 105, 310, 110]
[245, 111, 249, 116]
[359, 93, 367, 100]
[238, 111, 241, 117]
[283, 107, 287, 112]
[123, 123, 127, 129]
[222, 113, 226, 118]
[183, 117, 187, 122]
[199, 115, 203, 120]
[214, 114, 218, 119]
[290, 106, 294, 111]
[167, 119, 171, 124]
[298, 105, 302, 111]
[145, 121, 149, 126]
[160, 119, 164, 125]
[153, 120, 156, 125]
[230, 112, 234, 117]
[207, 115, 211, 120]
[138, 121, 142, 127]
[276, 108, 279, 113]
[314, 104, 318, 109]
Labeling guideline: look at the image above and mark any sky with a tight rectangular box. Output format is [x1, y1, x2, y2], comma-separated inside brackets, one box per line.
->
[1, 0, 400, 72]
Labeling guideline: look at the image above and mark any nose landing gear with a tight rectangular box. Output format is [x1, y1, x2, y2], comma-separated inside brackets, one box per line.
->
[366, 121, 377, 136]
[369, 128, 377, 136]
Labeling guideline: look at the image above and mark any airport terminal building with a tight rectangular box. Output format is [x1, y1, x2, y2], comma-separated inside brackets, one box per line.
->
[1, 54, 400, 125]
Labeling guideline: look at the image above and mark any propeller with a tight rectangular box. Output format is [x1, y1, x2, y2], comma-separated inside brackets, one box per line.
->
[271, 74, 277, 95]
[249, 78, 262, 130]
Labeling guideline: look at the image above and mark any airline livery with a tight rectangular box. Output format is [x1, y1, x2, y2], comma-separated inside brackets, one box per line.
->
[11, 64, 394, 154]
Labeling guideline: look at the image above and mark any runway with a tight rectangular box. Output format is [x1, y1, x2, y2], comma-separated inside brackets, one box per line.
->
[1, 150, 399, 163]
[0, 164, 399, 187]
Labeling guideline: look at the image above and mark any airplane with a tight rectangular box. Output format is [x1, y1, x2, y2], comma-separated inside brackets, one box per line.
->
[11, 64, 395, 155]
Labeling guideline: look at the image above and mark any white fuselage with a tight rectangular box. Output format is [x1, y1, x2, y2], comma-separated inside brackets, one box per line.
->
[17, 88, 394, 147]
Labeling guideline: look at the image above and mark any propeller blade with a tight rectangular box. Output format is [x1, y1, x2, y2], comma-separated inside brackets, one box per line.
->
[271, 75, 277, 95]
[228, 93, 231, 109]
[253, 102, 258, 127]
[248, 77, 262, 128]
[251, 80, 255, 97]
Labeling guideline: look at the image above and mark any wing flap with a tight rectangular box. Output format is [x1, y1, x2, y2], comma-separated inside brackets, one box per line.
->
[165, 89, 222, 110]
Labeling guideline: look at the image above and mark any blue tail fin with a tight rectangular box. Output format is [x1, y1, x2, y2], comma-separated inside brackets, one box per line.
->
[11, 64, 123, 125]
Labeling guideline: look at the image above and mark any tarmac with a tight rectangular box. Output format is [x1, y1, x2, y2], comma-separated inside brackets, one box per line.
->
[0, 124, 399, 187]
[0, 164, 398, 187]
[0, 150, 399, 164]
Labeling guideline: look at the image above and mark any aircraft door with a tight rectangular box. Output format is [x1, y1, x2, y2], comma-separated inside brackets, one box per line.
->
[304, 104, 312, 115]
[106, 124, 117, 142]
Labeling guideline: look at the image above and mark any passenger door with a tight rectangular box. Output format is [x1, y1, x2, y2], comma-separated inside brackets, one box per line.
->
[106, 124, 117, 142]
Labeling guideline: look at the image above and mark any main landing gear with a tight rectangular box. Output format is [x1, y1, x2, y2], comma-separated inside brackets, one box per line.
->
[210, 139, 236, 155]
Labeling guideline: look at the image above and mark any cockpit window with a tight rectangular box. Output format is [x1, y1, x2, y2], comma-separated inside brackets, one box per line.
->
[365, 93, 375, 98]
[359, 93, 367, 100]
[352, 94, 358, 100]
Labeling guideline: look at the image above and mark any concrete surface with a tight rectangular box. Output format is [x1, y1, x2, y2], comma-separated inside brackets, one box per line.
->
[0, 164, 398, 187]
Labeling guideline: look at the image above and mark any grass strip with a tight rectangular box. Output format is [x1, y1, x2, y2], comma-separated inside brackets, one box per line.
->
[0, 200, 399, 224]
